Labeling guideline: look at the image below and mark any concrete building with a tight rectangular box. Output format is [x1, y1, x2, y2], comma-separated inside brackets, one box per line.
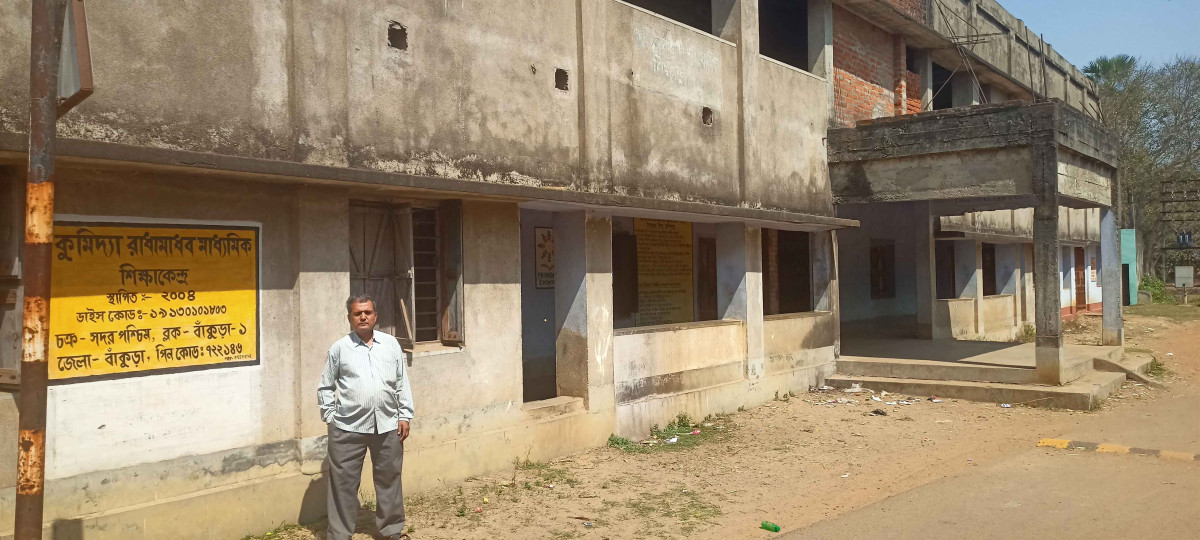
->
[822, 1, 1124, 400]
[0, 0, 1124, 538]
[0, 1, 855, 537]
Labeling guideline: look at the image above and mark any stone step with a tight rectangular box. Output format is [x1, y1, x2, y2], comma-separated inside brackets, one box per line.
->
[1094, 353, 1163, 387]
[825, 370, 1126, 411]
[836, 357, 1038, 384]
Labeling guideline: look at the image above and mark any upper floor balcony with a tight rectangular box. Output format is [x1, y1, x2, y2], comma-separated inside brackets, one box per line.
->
[0, 0, 847, 224]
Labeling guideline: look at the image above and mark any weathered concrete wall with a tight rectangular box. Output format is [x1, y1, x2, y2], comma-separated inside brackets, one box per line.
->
[613, 320, 746, 437]
[763, 311, 836, 373]
[606, 2, 740, 205]
[836, 146, 1033, 205]
[1058, 149, 1114, 208]
[43, 170, 304, 480]
[940, 207, 1100, 245]
[933, 298, 974, 339]
[754, 57, 833, 214]
[0, 0, 836, 218]
[926, 0, 1100, 116]
[0, 169, 615, 538]
[760, 311, 836, 400]
[981, 294, 1017, 341]
[836, 202, 917, 322]
[829, 102, 1116, 206]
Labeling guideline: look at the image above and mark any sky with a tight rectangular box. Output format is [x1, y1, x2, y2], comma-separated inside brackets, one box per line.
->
[996, 0, 1200, 69]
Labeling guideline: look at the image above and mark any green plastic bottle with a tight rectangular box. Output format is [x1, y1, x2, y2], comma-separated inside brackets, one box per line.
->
[761, 521, 781, 532]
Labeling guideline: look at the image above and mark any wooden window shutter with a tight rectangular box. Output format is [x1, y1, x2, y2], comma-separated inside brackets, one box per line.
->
[438, 200, 464, 344]
[349, 203, 415, 349]
[392, 205, 417, 349]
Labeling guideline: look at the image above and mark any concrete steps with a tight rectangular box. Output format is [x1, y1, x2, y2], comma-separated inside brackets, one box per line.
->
[825, 370, 1126, 410]
[837, 357, 1038, 384]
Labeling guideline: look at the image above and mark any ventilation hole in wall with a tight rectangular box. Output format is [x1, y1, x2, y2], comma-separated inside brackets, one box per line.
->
[702, 107, 714, 126]
[555, 68, 569, 91]
[387, 21, 408, 50]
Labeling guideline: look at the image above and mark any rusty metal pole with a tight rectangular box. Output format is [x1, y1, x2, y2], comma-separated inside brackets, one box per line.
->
[16, 0, 67, 537]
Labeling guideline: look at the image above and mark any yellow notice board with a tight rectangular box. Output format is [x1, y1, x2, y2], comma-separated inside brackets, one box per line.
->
[49, 223, 259, 380]
[634, 219, 693, 326]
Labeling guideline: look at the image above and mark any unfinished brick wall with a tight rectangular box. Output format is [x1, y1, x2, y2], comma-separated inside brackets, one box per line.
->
[905, 70, 923, 113]
[833, 6, 898, 127]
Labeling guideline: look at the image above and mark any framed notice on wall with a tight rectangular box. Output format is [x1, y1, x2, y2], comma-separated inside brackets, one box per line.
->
[633, 218, 693, 326]
[49, 222, 260, 381]
[535, 227, 555, 289]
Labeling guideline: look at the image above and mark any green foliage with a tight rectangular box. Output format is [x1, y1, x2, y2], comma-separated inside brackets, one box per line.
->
[1140, 275, 1176, 304]
[608, 412, 731, 454]
[1085, 55, 1200, 270]
[1146, 357, 1170, 378]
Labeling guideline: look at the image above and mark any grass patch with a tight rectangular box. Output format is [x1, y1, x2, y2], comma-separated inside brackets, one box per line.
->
[607, 413, 732, 454]
[1146, 357, 1170, 378]
[625, 489, 722, 535]
[514, 458, 579, 487]
[1017, 324, 1036, 343]
[1127, 303, 1200, 322]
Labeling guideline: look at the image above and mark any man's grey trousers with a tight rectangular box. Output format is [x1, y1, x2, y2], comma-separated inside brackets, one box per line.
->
[326, 424, 406, 540]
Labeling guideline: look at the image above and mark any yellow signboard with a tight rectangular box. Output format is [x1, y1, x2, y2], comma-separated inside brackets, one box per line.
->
[634, 219, 693, 326]
[49, 223, 259, 380]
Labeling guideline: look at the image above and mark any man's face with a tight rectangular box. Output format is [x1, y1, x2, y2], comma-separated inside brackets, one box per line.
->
[348, 301, 378, 334]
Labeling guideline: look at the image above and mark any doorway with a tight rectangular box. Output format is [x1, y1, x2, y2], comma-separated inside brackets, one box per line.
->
[1122, 263, 1131, 306]
[1074, 247, 1087, 312]
[520, 209, 557, 402]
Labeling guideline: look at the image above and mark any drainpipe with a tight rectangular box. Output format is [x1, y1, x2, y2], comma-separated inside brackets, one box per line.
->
[16, 0, 67, 538]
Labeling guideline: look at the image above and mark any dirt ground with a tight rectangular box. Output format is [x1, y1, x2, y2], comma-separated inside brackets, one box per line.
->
[251, 304, 1200, 540]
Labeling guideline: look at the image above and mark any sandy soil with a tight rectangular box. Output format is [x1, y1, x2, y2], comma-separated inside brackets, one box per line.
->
[254, 307, 1197, 540]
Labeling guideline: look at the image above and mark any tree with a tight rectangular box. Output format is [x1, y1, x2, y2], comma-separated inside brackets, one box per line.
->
[1085, 55, 1200, 279]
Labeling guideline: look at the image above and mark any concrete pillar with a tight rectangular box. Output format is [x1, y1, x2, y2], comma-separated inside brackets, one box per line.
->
[913, 202, 937, 339]
[577, 0, 613, 189]
[1032, 143, 1066, 384]
[951, 74, 981, 107]
[807, 0, 835, 115]
[915, 49, 933, 112]
[553, 211, 615, 410]
[953, 240, 983, 336]
[732, 0, 761, 201]
[1101, 207, 1124, 345]
[717, 223, 765, 382]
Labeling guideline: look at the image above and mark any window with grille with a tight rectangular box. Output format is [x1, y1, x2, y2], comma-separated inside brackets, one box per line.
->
[349, 201, 463, 349]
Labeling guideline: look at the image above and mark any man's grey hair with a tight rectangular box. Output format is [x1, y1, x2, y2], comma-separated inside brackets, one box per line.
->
[346, 294, 377, 314]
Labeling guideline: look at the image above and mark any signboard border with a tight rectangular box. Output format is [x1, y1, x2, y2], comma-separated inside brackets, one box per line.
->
[48, 217, 262, 385]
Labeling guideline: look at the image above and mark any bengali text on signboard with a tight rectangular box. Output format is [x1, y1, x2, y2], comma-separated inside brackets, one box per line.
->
[634, 219, 693, 326]
[49, 223, 259, 380]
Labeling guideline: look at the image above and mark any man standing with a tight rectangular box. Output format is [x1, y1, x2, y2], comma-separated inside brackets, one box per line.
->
[318, 294, 414, 540]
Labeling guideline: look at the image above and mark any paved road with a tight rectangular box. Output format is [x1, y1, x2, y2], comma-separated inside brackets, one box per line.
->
[787, 386, 1200, 539]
